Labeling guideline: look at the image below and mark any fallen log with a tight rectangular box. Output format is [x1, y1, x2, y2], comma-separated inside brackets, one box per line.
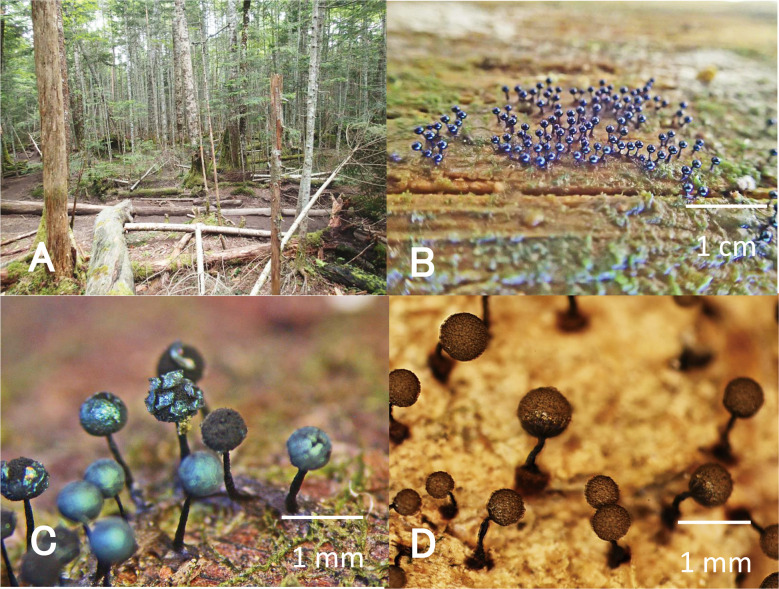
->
[116, 187, 183, 198]
[317, 262, 386, 294]
[133, 242, 271, 276]
[2, 200, 328, 218]
[1, 229, 38, 246]
[124, 222, 273, 238]
[85, 201, 136, 295]
[28, 133, 42, 157]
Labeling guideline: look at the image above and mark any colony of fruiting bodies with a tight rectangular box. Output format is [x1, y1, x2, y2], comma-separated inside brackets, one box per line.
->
[405, 77, 777, 205]
[1, 341, 333, 587]
[389, 297, 776, 587]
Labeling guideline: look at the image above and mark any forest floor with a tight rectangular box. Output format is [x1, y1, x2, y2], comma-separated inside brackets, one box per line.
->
[1, 296, 389, 586]
[1, 147, 386, 295]
[389, 296, 777, 588]
[386, 2, 777, 295]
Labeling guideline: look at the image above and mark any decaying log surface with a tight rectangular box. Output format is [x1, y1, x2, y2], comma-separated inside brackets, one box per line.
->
[134, 242, 271, 275]
[124, 222, 273, 238]
[317, 262, 386, 294]
[2, 200, 328, 217]
[85, 201, 135, 295]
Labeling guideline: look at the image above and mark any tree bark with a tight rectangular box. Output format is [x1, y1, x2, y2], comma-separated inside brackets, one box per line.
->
[32, 0, 74, 277]
[270, 73, 283, 295]
[56, 2, 71, 154]
[173, 0, 199, 149]
[296, 0, 322, 237]
[136, 243, 271, 275]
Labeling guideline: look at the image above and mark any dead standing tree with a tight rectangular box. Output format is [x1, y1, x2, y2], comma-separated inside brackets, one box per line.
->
[31, 0, 74, 277]
[270, 74, 283, 295]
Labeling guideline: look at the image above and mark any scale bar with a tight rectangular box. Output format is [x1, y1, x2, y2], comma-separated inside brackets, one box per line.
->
[281, 515, 364, 520]
[685, 204, 768, 209]
[678, 520, 752, 525]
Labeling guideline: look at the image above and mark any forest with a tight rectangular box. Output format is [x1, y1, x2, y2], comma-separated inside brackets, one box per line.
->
[0, 0, 386, 295]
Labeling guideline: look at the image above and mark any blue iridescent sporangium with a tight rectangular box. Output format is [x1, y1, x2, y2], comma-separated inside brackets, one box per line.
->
[80, 392, 128, 436]
[1, 457, 50, 501]
[145, 370, 204, 422]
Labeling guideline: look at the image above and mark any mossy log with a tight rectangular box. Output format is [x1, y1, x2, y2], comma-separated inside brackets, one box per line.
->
[85, 201, 135, 295]
[133, 243, 271, 278]
[316, 262, 386, 294]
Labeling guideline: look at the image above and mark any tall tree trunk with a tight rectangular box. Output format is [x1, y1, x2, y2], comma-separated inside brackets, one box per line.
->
[220, 0, 241, 170]
[145, 5, 159, 145]
[32, 0, 74, 276]
[239, 0, 250, 173]
[72, 47, 86, 151]
[124, 10, 135, 153]
[173, 0, 203, 185]
[270, 74, 283, 295]
[297, 0, 321, 236]
[56, 2, 71, 154]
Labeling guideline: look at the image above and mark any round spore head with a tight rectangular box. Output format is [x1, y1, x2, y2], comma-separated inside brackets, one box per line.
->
[389, 369, 421, 408]
[157, 340, 205, 383]
[517, 387, 572, 439]
[178, 451, 223, 497]
[20, 551, 62, 587]
[201, 408, 248, 452]
[84, 459, 126, 498]
[36, 525, 81, 565]
[389, 564, 407, 588]
[723, 377, 764, 418]
[425, 471, 455, 499]
[689, 463, 732, 507]
[761, 573, 779, 588]
[287, 426, 332, 471]
[89, 517, 136, 565]
[57, 481, 104, 523]
[1, 457, 50, 501]
[590, 504, 631, 541]
[487, 489, 525, 526]
[439, 313, 489, 361]
[80, 392, 128, 436]
[392, 489, 422, 516]
[761, 524, 778, 560]
[585, 475, 620, 508]
[1, 509, 16, 540]
[145, 371, 204, 423]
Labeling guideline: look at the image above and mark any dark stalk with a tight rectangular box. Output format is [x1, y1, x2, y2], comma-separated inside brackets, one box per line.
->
[285, 469, 308, 513]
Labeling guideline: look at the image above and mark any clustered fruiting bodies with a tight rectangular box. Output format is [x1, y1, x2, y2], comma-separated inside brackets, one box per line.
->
[3, 340, 339, 586]
[466, 489, 525, 570]
[584, 475, 631, 568]
[428, 312, 490, 383]
[79, 392, 142, 508]
[515, 387, 572, 494]
[285, 426, 332, 513]
[389, 369, 421, 444]
[662, 463, 733, 529]
[410, 106, 468, 166]
[405, 78, 730, 201]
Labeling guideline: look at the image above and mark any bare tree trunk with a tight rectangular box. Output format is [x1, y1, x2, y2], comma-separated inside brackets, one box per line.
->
[239, 0, 250, 174]
[174, 0, 203, 187]
[297, 0, 322, 237]
[270, 74, 283, 295]
[56, 3, 71, 154]
[72, 46, 86, 151]
[145, 5, 159, 145]
[32, 0, 74, 277]
[124, 10, 135, 153]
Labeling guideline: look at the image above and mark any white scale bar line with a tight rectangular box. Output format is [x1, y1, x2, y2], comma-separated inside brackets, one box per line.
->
[678, 520, 752, 525]
[281, 515, 364, 520]
[685, 204, 768, 209]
